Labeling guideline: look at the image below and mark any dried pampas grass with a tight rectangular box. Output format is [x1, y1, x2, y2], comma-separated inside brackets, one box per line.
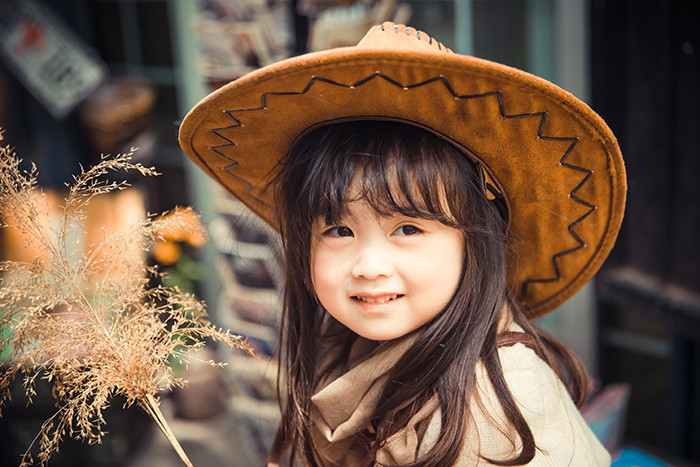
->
[0, 131, 252, 467]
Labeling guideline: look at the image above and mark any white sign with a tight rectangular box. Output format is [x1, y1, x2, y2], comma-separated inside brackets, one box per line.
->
[0, 0, 108, 120]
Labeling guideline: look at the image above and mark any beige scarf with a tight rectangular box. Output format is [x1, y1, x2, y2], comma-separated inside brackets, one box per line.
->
[310, 333, 440, 467]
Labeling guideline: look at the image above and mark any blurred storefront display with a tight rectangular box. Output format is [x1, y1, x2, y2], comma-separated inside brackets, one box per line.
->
[0, 0, 108, 121]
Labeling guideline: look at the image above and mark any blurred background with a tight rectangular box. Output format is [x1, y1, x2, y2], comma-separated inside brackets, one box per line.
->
[0, 0, 698, 466]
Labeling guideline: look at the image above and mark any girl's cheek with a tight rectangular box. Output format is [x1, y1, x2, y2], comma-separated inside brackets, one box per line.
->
[311, 250, 344, 294]
[314, 261, 346, 288]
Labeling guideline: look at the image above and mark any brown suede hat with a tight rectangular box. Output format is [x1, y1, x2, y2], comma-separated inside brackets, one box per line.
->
[179, 22, 626, 319]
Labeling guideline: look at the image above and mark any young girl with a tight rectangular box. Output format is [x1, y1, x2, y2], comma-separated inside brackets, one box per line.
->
[179, 22, 626, 467]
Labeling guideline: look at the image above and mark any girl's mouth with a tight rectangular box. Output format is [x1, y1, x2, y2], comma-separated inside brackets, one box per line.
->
[353, 294, 403, 303]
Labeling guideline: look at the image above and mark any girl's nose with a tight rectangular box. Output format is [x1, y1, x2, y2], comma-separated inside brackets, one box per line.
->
[351, 246, 394, 280]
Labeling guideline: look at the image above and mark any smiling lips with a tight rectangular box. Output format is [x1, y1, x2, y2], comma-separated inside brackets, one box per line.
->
[352, 294, 403, 303]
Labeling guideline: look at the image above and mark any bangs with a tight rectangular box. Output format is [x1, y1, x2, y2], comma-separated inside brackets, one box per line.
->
[284, 120, 481, 229]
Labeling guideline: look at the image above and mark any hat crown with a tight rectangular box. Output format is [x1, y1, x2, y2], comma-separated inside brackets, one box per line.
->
[357, 22, 453, 55]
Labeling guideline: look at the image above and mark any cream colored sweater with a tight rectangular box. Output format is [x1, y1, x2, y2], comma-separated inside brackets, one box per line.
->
[414, 343, 611, 466]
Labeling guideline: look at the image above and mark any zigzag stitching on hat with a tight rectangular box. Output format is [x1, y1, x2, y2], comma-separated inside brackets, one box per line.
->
[209, 73, 597, 302]
[210, 126, 239, 169]
[209, 125, 276, 219]
[213, 74, 502, 121]
[510, 120, 597, 303]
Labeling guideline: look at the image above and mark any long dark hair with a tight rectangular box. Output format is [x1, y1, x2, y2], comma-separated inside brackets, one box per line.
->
[271, 120, 589, 466]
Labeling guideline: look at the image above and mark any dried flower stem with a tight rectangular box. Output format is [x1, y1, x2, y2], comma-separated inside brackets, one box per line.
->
[141, 394, 194, 467]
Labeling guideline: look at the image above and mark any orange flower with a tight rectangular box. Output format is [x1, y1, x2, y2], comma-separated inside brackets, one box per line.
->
[151, 240, 182, 266]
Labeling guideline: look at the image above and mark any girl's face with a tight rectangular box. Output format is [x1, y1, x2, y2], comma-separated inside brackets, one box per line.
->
[310, 200, 463, 341]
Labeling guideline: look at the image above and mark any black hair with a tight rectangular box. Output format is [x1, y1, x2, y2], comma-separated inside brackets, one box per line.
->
[270, 120, 589, 467]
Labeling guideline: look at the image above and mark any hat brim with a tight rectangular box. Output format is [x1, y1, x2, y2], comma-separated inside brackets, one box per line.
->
[179, 24, 626, 319]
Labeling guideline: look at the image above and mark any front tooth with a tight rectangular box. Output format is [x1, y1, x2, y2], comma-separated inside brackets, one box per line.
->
[358, 294, 398, 303]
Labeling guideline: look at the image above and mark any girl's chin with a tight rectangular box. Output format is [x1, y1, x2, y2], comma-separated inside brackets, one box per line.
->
[353, 325, 417, 342]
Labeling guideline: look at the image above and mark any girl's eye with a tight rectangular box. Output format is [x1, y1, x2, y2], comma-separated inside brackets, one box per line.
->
[394, 225, 421, 236]
[324, 226, 354, 237]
